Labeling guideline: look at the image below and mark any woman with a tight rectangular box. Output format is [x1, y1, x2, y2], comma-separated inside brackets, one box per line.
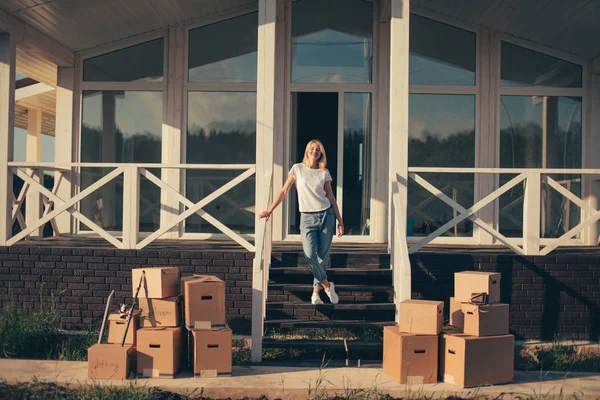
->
[259, 139, 344, 305]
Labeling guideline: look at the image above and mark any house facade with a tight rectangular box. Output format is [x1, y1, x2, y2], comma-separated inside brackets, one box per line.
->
[0, 0, 599, 360]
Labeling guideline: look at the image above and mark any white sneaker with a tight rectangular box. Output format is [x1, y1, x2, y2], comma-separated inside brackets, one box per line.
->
[325, 282, 339, 304]
[311, 294, 324, 305]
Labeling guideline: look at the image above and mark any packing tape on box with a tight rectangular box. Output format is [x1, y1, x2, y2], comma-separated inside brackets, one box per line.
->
[188, 321, 227, 329]
[444, 374, 456, 384]
[143, 368, 160, 378]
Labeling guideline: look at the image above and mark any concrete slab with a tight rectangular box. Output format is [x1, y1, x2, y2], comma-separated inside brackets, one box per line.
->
[0, 359, 598, 399]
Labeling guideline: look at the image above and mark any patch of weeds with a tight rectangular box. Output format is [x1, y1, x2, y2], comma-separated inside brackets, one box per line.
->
[516, 339, 600, 372]
[233, 338, 252, 365]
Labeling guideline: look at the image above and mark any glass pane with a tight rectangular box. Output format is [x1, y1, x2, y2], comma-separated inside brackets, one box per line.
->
[499, 95, 582, 238]
[291, 0, 373, 83]
[501, 42, 582, 87]
[188, 13, 258, 83]
[343, 93, 371, 236]
[80, 91, 162, 231]
[410, 14, 476, 86]
[83, 39, 164, 82]
[185, 92, 256, 234]
[408, 94, 475, 237]
[288, 92, 339, 234]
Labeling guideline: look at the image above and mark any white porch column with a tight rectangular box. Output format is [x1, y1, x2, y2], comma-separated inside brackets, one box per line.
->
[0, 33, 16, 245]
[389, 0, 411, 305]
[252, 0, 281, 363]
[26, 108, 42, 238]
[161, 26, 185, 239]
[587, 71, 600, 245]
[54, 67, 75, 235]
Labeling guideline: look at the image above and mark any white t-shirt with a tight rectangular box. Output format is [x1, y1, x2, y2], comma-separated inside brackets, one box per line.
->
[288, 163, 332, 212]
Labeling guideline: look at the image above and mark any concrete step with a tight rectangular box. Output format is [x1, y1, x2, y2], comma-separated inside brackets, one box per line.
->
[264, 319, 396, 329]
[262, 338, 382, 351]
[267, 283, 393, 292]
[265, 302, 395, 321]
[271, 252, 390, 269]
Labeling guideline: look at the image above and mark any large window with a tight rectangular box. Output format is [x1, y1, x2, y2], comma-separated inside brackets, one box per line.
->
[185, 13, 258, 235]
[408, 15, 477, 237]
[80, 39, 165, 233]
[291, 0, 373, 84]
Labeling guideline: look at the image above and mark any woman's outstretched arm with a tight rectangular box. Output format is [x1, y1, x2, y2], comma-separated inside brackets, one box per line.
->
[258, 174, 296, 221]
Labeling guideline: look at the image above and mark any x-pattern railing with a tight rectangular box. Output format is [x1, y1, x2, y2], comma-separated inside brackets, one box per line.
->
[8, 163, 258, 251]
[406, 168, 600, 256]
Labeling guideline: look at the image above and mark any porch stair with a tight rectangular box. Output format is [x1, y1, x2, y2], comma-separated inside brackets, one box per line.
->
[262, 246, 394, 360]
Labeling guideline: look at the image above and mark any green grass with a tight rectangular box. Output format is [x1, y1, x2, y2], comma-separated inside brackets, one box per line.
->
[516, 339, 600, 373]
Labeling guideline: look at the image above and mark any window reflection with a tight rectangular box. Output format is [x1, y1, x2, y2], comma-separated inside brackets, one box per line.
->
[291, 0, 373, 83]
[80, 91, 162, 232]
[185, 92, 256, 234]
[499, 95, 582, 238]
[408, 94, 475, 237]
[83, 39, 164, 82]
[188, 13, 258, 83]
[410, 14, 476, 86]
[501, 42, 582, 88]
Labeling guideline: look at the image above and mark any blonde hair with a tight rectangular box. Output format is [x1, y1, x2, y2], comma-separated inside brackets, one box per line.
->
[302, 139, 327, 169]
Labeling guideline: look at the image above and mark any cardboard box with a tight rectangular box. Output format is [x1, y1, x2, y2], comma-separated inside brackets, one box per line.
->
[449, 297, 464, 331]
[439, 333, 514, 388]
[192, 326, 232, 378]
[461, 303, 509, 337]
[138, 296, 182, 328]
[88, 344, 134, 380]
[454, 271, 501, 303]
[383, 326, 438, 384]
[132, 267, 179, 298]
[399, 299, 443, 335]
[182, 275, 226, 329]
[107, 311, 139, 346]
[136, 327, 184, 379]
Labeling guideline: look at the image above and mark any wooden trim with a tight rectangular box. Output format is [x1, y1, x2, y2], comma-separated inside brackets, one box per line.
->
[26, 108, 42, 237]
[78, 30, 166, 60]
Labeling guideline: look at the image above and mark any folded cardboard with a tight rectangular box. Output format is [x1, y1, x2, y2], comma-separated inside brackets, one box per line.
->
[182, 275, 226, 329]
[132, 267, 179, 299]
[454, 271, 501, 303]
[136, 327, 183, 379]
[449, 297, 464, 331]
[383, 326, 438, 384]
[192, 326, 232, 378]
[461, 303, 509, 337]
[398, 299, 443, 335]
[138, 296, 182, 328]
[439, 333, 514, 388]
[88, 344, 134, 380]
[107, 311, 139, 346]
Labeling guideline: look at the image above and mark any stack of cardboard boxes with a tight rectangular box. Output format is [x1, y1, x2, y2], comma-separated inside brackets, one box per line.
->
[441, 271, 513, 388]
[383, 271, 514, 388]
[383, 299, 443, 384]
[88, 267, 232, 380]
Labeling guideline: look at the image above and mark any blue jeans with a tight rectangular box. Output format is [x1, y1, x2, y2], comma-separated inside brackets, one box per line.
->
[300, 207, 335, 288]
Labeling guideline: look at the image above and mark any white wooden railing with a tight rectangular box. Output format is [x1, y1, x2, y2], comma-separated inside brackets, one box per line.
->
[404, 167, 600, 256]
[251, 168, 273, 363]
[8, 162, 258, 251]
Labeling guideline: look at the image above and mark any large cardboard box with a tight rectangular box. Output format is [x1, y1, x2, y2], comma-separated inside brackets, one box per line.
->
[132, 267, 179, 298]
[383, 326, 438, 384]
[192, 326, 232, 378]
[461, 303, 509, 337]
[454, 271, 501, 303]
[399, 299, 443, 335]
[107, 311, 139, 346]
[88, 344, 134, 380]
[182, 275, 226, 330]
[136, 327, 184, 379]
[449, 297, 464, 331]
[138, 296, 182, 328]
[439, 333, 514, 388]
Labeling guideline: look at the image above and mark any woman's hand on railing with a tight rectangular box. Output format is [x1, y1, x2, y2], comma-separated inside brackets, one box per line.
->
[258, 210, 272, 221]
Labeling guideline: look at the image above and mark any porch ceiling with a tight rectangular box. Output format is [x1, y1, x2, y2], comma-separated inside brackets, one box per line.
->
[412, 0, 600, 60]
[0, 0, 257, 53]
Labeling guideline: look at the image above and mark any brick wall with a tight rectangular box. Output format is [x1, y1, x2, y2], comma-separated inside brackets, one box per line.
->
[411, 252, 600, 341]
[0, 246, 254, 333]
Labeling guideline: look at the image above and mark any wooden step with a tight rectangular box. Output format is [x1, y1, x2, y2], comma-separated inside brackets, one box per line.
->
[266, 302, 394, 311]
[269, 267, 392, 275]
[264, 319, 396, 329]
[267, 283, 393, 292]
[262, 339, 382, 350]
